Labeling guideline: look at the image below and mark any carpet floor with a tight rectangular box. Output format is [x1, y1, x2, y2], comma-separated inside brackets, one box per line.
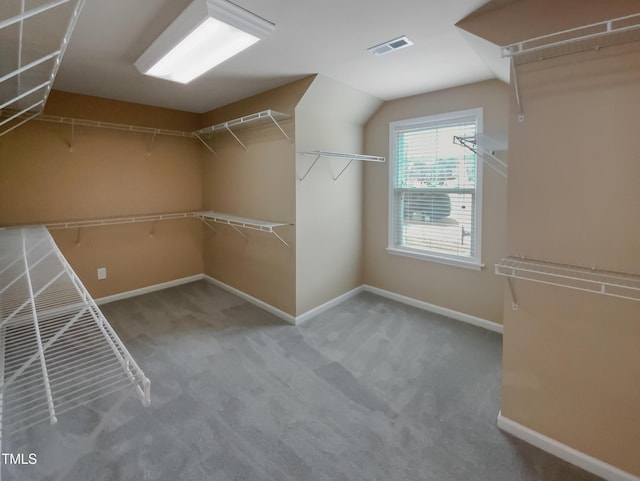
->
[3, 280, 604, 481]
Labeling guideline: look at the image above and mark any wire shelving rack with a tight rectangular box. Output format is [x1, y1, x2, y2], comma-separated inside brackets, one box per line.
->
[501, 13, 640, 122]
[297, 150, 385, 183]
[196, 211, 291, 247]
[495, 255, 640, 309]
[0, 226, 150, 469]
[0, 0, 86, 136]
[194, 109, 292, 153]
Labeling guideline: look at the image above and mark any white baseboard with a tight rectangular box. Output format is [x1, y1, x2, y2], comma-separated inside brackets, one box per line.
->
[362, 284, 503, 334]
[203, 275, 296, 325]
[96, 275, 502, 335]
[96, 274, 204, 305]
[295, 286, 365, 324]
[497, 411, 640, 481]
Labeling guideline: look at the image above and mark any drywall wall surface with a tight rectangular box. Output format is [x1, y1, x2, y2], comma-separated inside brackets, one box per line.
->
[296, 74, 383, 123]
[200, 76, 315, 127]
[363, 79, 509, 324]
[201, 82, 304, 315]
[46, 90, 201, 131]
[0, 91, 203, 298]
[502, 44, 640, 476]
[295, 75, 382, 315]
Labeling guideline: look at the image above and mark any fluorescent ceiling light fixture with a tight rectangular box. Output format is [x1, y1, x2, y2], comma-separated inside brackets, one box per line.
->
[368, 36, 414, 55]
[135, 0, 274, 84]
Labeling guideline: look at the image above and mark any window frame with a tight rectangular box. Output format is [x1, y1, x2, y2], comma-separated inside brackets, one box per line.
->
[387, 108, 484, 270]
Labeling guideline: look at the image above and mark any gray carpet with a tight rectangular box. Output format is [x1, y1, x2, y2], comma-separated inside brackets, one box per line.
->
[3, 280, 604, 481]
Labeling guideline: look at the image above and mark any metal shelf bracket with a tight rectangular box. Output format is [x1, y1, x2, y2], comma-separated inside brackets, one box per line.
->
[453, 135, 508, 178]
[194, 110, 292, 152]
[194, 132, 217, 157]
[297, 151, 385, 183]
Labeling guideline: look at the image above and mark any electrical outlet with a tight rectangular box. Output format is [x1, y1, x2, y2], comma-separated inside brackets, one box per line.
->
[97, 267, 107, 280]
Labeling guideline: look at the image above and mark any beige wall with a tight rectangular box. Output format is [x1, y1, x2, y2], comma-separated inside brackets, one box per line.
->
[0, 91, 203, 298]
[502, 44, 640, 476]
[295, 75, 382, 315]
[363, 79, 509, 324]
[200, 78, 313, 315]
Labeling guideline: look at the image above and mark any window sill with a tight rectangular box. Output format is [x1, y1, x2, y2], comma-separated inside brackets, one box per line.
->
[386, 247, 484, 271]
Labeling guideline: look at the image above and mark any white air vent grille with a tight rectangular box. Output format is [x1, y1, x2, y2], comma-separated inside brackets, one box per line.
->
[368, 36, 414, 55]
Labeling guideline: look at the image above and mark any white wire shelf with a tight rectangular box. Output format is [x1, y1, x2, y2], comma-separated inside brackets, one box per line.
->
[297, 150, 386, 183]
[195, 211, 291, 247]
[194, 110, 292, 153]
[495, 256, 640, 308]
[502, 13, 640, 122]
[36, 114, 195, 137]
[0, 226, 150, 438]
[453, 135, 508, 178]
[0, 0, 86, 137]
[502, 13, 640, 66]
[44, 211, 199, 230]
[0, 112, 196, 154]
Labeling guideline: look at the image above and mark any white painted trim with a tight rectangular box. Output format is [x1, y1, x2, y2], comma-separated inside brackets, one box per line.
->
[95, 274, 502, 335]
[295, 286, 365, 324]
[497, 411, 640, 481]
[95, 274, 204, 305]
[385, 247, 484, 271]
[362, 284, 503, 334]
[203, 275, 296, 325]
[388, 108, 484, 269]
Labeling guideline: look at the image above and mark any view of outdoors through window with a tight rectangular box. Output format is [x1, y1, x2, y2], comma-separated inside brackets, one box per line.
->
[393, 121, 477, 258]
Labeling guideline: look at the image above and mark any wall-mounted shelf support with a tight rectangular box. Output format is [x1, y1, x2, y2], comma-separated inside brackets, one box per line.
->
[224, 125, 248, 151]
[453, 135, 508, 177]
[194, 133, 217, 157]
[198, 218, 218, 233]
[194, 110, 292, 151]
[507, 277, 518, 310]
[333, 159, 355, 182]
[68, 120, 75, 152]
[495, 255, 640, 309]
[267, 114, 292, 143]
[297, 151, 385, 183]
[147, 129, 158, 156]
[297, 153, 322, 183]
[196, 211, 291, 247]
[229, 223, 249, 241]
[510, 58, 524, 122]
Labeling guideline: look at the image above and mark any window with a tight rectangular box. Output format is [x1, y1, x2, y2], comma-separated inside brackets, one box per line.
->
[388, 108, 483, 269]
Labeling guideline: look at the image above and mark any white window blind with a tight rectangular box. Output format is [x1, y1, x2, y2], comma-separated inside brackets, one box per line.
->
[388, 109, 482, 268]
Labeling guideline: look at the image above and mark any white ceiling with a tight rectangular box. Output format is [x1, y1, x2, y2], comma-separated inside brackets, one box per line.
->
[52, 0, 507, 113]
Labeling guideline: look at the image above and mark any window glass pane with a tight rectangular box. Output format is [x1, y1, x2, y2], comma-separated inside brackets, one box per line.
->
[395, 191, 473, 257]
[391, 112, 479, 261]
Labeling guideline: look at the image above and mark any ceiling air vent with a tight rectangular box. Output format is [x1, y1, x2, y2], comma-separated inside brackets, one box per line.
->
[368, 36, 414, 55]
